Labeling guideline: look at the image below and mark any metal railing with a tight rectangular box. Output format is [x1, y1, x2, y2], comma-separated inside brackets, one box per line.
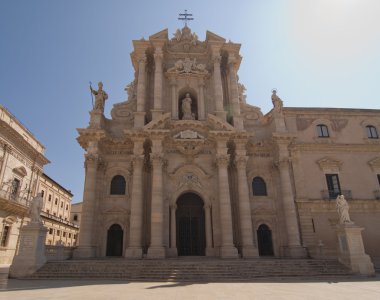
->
[0, 189, 31, 207]
[41, 211, 79, 228]
[321, 190, 352, 200]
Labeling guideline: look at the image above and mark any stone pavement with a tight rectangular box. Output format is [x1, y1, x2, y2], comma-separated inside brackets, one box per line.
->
[0, 271, 380, 300]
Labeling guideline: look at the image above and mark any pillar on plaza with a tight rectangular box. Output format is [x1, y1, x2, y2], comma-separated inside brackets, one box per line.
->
[215, 139, 238, 258]
[73, 153, 99, 258]
[134, 54, 147, 128]
[212, 54, 227, 121]
[152, 47, 163, 120]
[235, 154, 259, 258]
[147, 138, 166, 258]
[125, 139, 145, 258]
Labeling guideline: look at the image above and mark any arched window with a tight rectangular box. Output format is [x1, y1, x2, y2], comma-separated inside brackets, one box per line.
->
[73, 214, 78, 221]
[316, 124, 329, 137]
[252, 177, 267, 196]
[366, 125, 378, 139]
[110, 175, 126, 195]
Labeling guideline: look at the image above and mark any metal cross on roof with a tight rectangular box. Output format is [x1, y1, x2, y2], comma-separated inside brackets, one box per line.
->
[178, 9, 194, 26]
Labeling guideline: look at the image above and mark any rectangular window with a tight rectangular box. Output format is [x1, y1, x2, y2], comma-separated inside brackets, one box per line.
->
[46, 209, 50, 214]
[326, 174, 341, 199]
[41, 190, 45, 198]
[55, 198, 58, 205]
[48, 194, 52, 202]
[317, 124, 330, 137]
[66, 204, 68, 210]
[60, 202, 63, 208]
[63, 232, 66, 237]
[69, 233, 71, 238]
[1, 225, 10, 247]
[377, 174, 380, 187]
[57, 230, 60, 236]
[49, 228, 53, 235]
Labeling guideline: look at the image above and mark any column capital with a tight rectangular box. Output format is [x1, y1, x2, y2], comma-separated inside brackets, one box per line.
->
[213, 55, 221, 64]
[131, 154, 144, 166]
[235, 155, 248, 168]
[138, 54, 147, 64]
[275, 158, 290, 169]
[154, 47, 163, 60]
[216, 154, 230, 167]
[84, 154, 100, 168]
[150, 153, 164, 166]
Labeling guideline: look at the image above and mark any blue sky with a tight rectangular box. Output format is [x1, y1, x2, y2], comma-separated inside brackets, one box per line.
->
[1, 0, 379, 202]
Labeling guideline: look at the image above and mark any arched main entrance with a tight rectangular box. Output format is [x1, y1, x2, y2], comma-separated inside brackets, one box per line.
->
[176, 193, 205, 256]
[106, 224, 123, 256]
[257, 224, 274, 256]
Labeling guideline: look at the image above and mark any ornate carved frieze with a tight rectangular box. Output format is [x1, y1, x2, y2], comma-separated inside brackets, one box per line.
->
[215, 154, 230, 167]
[173, 130, 205, 140]
[178, 173, 202, 190]
[166, 57, 208, 76]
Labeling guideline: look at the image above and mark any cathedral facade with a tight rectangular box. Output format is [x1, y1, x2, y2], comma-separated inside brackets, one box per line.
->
[74, 27, 380, 262]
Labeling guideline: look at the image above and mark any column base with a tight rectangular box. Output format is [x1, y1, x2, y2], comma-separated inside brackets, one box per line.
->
[73, 246, 97, 259]
[241, 245, 259, 258]
[283, 245, 307, 258]
[125, 247, 143, 259]
[215, 110, 227, 121]
[167, 247, 178, 258]
[151, 109, 163, 120]
[206, 247, 215, 257]
[133, 112, 146, 128]
[220, 245, 239, 258]
[147, 246, 166, 259]
[89, 110, 105, 129]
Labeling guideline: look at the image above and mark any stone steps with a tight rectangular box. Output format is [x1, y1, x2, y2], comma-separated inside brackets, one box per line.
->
[28, 258, 354, 281]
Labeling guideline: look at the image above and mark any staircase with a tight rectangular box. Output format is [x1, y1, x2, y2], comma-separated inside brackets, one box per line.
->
[29, 258, 354, 281]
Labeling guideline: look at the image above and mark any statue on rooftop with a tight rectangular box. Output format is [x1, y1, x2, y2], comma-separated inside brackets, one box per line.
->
[271, 89, 283, 114]
[90, 82, 108, 113]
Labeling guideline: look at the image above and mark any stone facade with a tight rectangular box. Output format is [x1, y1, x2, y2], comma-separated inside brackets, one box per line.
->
[75, 27, 380, 261]
[37, 174, 79, 247]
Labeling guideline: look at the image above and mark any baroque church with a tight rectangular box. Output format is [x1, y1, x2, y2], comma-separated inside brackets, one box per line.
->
[74, 26, 380, 262]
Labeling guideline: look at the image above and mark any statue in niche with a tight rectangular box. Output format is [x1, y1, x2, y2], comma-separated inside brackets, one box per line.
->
[336, 195, 353, 224]
[29, 193, 43, 223]
[271, 89, 283, 114]
[91, 82, 108, 113]
[181, 93, 195, 120]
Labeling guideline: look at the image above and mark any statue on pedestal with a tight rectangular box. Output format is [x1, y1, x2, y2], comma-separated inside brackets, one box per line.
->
[29, 193, 43, 223]
[181, 93, 195, 120]
[336, 195, 353, 224]
[271, 90, 283, 114]
[90, 82, 108, 113]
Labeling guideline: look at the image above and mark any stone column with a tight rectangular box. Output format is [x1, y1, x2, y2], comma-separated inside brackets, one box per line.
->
[134, 54, 147, 128]
[275, 137, 306, 257]
[235, 155, 259, 257]
[216, 140, 238, 258]
[170, 78, 178, 120]
[213, 54, 227, 121]
[228, 56, 243, 130]
[73, 153, 99, 258]
[198, 79, 206, 120]
[152, 47, 163, 120]
[168, 204, 177, 257]
[147, 138, 166, 258]
[125, 138, 145, 258]
[204, 204, 214, 256]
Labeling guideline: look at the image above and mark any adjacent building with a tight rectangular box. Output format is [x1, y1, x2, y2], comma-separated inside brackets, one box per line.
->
[70, 26, 379, 262]
[0, 105, 78, 264]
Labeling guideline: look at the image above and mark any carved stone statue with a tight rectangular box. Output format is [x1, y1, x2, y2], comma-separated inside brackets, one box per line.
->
[91, 82, 108, 113]
[181, 93, 194, 120]
[29, 193, 43, 223]
[336, 195, 353, 224]
[271, 90, 283, 114]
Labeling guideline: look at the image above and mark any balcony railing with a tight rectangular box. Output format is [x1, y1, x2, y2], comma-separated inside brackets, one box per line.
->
[321, 190, 352, 200]
[41, 211, 79, 228]
[0, 189, 31, 207]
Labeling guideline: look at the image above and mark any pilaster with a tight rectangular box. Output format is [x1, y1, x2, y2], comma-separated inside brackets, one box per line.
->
[212, 54, 227, 121]
[228, 55, 243, 130]
[152, 47, 164, 120]
[134, 54, 147, 128]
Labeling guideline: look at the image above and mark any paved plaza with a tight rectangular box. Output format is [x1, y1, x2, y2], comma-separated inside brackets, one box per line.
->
[1, 266, 379, 300]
